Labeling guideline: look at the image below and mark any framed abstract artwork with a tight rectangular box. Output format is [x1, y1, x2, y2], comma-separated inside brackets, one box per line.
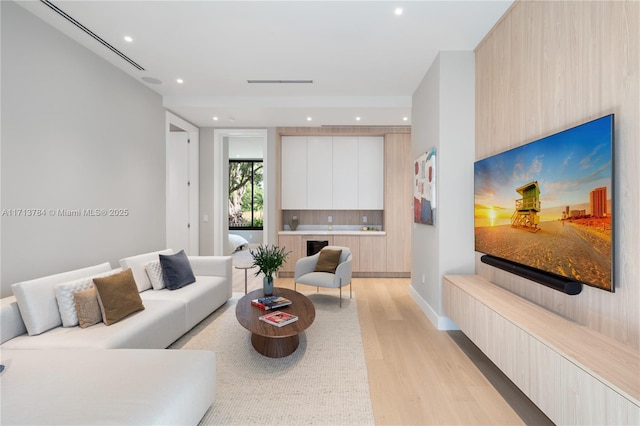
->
[414, 147, 436, 225]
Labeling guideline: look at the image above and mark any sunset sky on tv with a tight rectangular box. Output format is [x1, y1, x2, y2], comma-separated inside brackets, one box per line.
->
[475, 115, 613, 227]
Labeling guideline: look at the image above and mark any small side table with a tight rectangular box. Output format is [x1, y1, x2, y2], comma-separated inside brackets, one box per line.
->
[234, 263, 253, 294]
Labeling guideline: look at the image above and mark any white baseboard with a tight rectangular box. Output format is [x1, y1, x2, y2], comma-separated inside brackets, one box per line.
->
[409, 284, 459, 331]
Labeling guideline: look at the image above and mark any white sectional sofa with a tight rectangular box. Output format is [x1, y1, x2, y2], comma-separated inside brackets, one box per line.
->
[0, 249, 232, 425]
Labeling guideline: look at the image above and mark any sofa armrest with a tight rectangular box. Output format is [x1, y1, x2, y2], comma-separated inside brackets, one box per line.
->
[294, 253, 320, 280]
[334, 255, 353, 287]
[188, 256, 232, 280]
[1, 296, 27, 344]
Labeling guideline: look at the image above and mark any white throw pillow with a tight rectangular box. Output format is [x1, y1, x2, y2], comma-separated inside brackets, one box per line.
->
[145, 260, 167, 290]
[11, 262, 112, 336]
[119, 249, 173, 292]
[54, 268, 122, 327]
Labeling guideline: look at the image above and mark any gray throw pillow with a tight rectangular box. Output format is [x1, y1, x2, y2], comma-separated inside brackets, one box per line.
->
[159, 250, 196, 290]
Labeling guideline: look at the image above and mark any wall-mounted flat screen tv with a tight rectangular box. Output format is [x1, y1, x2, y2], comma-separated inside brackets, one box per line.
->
[474, 114, 614, 292]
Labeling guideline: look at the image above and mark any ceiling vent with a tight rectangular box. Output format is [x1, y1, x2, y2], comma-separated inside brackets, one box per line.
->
[40, 0, 145, 71]
[247, 80, 313, 84]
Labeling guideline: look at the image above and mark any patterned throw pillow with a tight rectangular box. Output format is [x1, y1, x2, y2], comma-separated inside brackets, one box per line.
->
[54, 269, 121, 327]
[145, 260, 167, 290]
[73, 287, 102, 328]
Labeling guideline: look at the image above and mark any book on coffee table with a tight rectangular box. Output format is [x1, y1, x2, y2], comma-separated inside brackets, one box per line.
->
[251, 295, 292, 310]
[259, 311, 298, 327]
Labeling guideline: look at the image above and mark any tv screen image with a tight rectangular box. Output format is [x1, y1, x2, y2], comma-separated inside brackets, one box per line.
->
[474, 115, 614, 292]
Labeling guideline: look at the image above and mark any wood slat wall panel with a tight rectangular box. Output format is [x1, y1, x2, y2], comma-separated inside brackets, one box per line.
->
[384, 133, 412, 272]
[475, 0, 639, 350]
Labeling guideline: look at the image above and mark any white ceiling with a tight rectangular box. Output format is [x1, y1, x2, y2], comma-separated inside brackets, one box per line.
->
[17, 0, 513, 128]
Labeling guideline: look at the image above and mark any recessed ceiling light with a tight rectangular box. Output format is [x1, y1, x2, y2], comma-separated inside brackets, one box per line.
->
[403, 117, 408, 121]
[176, 78, 184, 84]
[212, 116, 219, 121]
[307, 117, 312, 121]
[356, 117, 361, 121]
[395, 8, 403, 16]
[124, 36, 133, 42]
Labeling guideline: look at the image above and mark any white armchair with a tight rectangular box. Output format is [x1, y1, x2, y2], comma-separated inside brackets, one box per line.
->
[294, 246, 353, 307]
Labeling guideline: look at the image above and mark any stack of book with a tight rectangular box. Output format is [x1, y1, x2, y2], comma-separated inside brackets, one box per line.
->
[251, 295, 292, 310]
[259, 311, 298, 327]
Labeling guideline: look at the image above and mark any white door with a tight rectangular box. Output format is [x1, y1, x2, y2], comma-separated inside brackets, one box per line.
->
[167, 131, 191, 252]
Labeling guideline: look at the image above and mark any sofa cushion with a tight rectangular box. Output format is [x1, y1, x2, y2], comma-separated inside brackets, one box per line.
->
[119, 249, 173, 292]
[159, 250, 196, 290]
[94, 269, 145, 326]
[11, 262, 112, 336]
[74, 287, 102, 329]
[314, 249, 342, 273]
[0, 299, 185, 350]
[145, 260, 167, 290]
[0, 349, 216, 425]
[55, 268, 121, 327]
[142, 275, 229, 330]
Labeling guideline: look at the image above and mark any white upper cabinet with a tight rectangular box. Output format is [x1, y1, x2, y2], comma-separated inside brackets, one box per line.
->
[332, 137, 359, 209]
[358, 137, 384, 209]
[281, 135, 384, 209]
[306, 136, 333, 209]
[281, 136, 307, 209]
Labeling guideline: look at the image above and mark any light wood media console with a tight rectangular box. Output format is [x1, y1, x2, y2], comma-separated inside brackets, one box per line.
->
[443, 275, 639, 425]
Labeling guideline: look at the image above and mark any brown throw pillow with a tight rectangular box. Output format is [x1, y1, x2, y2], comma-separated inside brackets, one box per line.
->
[314, 249, 342, 273]
[93, 269, 145, 326]
[73, 287, 102, 328]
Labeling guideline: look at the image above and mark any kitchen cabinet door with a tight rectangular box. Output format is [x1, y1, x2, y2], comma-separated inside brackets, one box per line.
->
[358, 137, 384, 209]
[332, 137, 359, 209]
[281, 136, 308, 209]
[306, 136, 333, 209]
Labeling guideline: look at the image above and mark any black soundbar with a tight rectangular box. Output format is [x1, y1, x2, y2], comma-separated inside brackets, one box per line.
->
[480, 254, 582, 295]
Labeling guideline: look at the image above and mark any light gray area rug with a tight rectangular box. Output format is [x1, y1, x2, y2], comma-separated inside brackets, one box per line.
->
[169, 292, 375, 425]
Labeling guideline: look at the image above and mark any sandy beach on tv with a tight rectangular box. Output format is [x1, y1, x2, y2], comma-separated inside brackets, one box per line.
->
[475, 218, 612, 290]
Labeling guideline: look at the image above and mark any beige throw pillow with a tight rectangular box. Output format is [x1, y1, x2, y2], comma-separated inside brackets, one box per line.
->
[314, 249, 342, 273]
[73, 287, 102, 328]
[93, 269, 145, 326]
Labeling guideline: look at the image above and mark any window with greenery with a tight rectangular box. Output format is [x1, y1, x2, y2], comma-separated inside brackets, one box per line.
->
[229, 160, 263, 229]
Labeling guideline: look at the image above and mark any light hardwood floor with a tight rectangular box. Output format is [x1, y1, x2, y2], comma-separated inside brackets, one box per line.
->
[232, 257, 552, 425]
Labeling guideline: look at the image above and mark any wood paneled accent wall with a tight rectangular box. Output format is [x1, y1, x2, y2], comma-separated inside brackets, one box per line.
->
[475, 0, 639, 349]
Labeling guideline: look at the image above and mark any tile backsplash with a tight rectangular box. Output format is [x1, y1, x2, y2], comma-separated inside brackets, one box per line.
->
[282, 210, 383, 230]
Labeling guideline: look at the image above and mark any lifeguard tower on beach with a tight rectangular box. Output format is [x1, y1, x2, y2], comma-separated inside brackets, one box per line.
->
[511, 181, 541, 232]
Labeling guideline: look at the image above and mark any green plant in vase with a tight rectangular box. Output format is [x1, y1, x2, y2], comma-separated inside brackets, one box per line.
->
[250, 244, 290, 296]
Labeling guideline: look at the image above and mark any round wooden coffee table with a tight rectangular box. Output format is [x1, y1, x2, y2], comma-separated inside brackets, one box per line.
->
[236, 287, 315, 358]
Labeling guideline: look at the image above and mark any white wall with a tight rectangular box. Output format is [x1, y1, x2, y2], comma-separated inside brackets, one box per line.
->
[1, 2, 166, 296]
[410, 52, 476, 328]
